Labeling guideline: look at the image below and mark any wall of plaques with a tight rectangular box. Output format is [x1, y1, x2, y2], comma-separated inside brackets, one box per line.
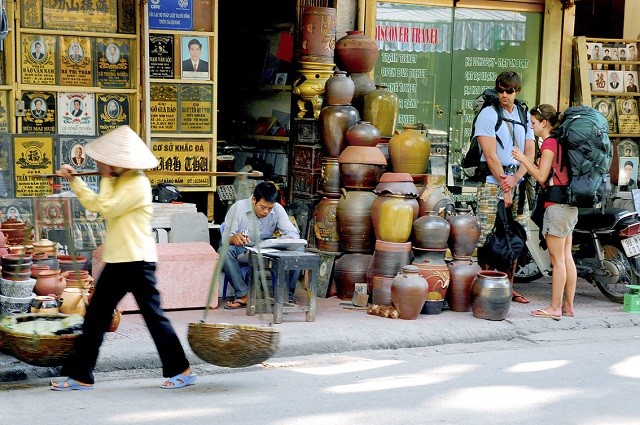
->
[0, 0, 219, 227]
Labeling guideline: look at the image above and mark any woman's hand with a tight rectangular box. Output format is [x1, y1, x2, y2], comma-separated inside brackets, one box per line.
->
[511, 147, 525, 162]
[55, 164, 76, 181]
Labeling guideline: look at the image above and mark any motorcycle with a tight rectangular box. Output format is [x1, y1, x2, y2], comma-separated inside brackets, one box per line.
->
[515, 207, 640, 303]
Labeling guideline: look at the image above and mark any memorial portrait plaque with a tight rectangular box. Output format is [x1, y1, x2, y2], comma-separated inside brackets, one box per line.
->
[34, 197, 73, 230]
[57, 136, 99, 193]
[59, 36, 93, 87]
[0, 199, 33, 225]
[149, 34, 174, 79]
[96, 38, 132, 88]
[592, 97, 618, 134]
[150, 138, 212, 188]
[0, 91, 9, 134]
[14, 135, 55, 198]
[0, 134, 15, 198]
[22, 92, 56, 134]
[57, 92, 95, 136]
[44, 0, 117, 32]
[180, 36, 210, 80]
[97, 94, 130, 135]
[617, 99, 640, 134]
[21, 35, 56, 85]
[150, 84, 179, 133]
[179, 84, 213, 133]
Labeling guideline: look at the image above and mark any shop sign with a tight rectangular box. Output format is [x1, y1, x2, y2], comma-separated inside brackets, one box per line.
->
[150, 84, 179, 133]
[21, 35, 57, 85]
[22, 92, 56, 134]
[179, 84, 213, 133]
[149, 139, 212, 188]
[149, 34, 175, 79]
[148, 0, 193, 31]
[97, 94, 130, 136]
[56, 137, 99, 193]
[14, 135, 54, 198]
[96, 39, 132, 89]
[59, 36, 94, 87]
[43, 0, 117, 32]
[57, 93, 96, 136]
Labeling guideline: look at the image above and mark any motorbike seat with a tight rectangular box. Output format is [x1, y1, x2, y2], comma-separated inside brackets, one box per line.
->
[576, 207, 631, 231]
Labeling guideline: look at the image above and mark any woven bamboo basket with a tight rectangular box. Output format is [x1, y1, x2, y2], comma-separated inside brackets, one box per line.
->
[188, 322, 280, 368]
[0, 313, 79, 367]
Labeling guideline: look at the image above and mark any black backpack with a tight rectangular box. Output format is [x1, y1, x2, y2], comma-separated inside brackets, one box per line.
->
[552, 105, 613, 207]
[461, 88, 528, 182]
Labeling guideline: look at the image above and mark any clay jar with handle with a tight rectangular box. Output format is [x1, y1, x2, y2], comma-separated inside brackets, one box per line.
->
[391, 265, 428, 320]
[388, 124, 431, 174]
[34, 269, 66, 297]
[447, 207, 481, 258]
[59, 287, 87, 316]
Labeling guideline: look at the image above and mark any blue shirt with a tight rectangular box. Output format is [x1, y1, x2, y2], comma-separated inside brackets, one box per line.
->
[473, 104, 534, 184]
[221, 198, 300, 244]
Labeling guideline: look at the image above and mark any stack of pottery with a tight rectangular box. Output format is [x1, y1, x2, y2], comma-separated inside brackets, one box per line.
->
[1, 218, 31, 246]
[294, 6, 337, 119]
[366, 240, 412, 305]
[334, 30, 379, 112]
[371, 172, 418, 243]
[446, 206, 482, 312]
[0, 253, 35, 314]
[1, 254, 33, 282]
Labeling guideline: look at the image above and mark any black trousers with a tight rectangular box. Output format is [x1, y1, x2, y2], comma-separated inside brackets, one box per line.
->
[61, 261, 189, 384]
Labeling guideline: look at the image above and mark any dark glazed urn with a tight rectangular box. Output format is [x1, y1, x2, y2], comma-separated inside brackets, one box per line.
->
[334, 253, 372, 300]
[447, 207, 481, 258]
[336, 189, 376, 253]
[412, 211, 450, 249]
[325, 70, 355, 105]
[391, 265, 428, 320]
[319, 105, 360, 157]
[470, 270, 512, 320]
[447, 257, 482, 312]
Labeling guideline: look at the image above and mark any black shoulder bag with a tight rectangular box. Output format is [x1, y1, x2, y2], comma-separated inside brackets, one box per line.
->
[480, 200, 526, 270]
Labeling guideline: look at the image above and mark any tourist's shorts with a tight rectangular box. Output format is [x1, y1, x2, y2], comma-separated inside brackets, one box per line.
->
[542, 204, 578, 238]
[476, 182, 530, 247]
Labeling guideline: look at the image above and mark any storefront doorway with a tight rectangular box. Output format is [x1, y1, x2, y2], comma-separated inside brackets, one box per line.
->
[368, 0, 543, 190]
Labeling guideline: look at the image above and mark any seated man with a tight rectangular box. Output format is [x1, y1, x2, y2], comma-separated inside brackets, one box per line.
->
[222, 181, 301, 309]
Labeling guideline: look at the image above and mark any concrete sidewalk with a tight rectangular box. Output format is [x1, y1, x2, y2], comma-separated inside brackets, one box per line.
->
[2, 276, 640, 382]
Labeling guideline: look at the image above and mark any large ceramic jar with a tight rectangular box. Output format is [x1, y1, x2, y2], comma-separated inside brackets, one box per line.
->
[313, 197, 340, 252]
[333, 253, 373, 300]
[299, 7, 337, 64]
[447, 256, 482, 312]
[391, 265, 428, 320]
[447, 207, 481, 258]
[371, 195, 415, 243]
[418, 174, 454, 217]
[350, 72, 377, 109]
[345, 121, 381, 147]
[336, 189, 376, 253]
[325, 71, 355, 105]
[412, 248, 449, 300]
[335, 30, 379, 73]
[337, 146, 387, 189]
[470, 270, 512, 320]
[319, 157, 341, 195]
[363, 85, 399, 137]
[319, 105, 360, 157]
[34, 269, 66, 297]
[388, 124, 431, 174]
[413, 211, 450, 249]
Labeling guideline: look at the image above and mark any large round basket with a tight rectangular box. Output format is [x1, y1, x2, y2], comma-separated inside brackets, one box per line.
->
[0, 313, 79, 367]
[188, 322, 280, 368]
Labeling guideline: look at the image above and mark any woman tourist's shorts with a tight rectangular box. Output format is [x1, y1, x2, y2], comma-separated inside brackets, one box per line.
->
[542, 204, 578, 237]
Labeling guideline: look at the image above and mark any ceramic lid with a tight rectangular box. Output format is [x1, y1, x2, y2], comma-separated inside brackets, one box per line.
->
[337, 146, 387, 165]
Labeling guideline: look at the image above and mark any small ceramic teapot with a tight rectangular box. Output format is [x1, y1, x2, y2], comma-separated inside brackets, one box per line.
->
[59, 287, 87, 316]
[30, 295, 60, 314]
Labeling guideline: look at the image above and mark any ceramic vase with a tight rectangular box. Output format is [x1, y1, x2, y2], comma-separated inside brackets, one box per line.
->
[319, 105, 360, 157]
[388, 124, 430, 174]
[313, 197, 340, 252]
[364, 85, 399, 137]
[447, 207, 481, 258]
[446, 256, 482, 312]
[345, 121, 381, 147]
[412, 211, 450, 249]
[335, 30, 379, 73]
[371, 195, 416, 243]
[319, 157, 341, 195]
[391, 265, 428, 320]
[412, 247, 450, 300]
[336, 189, 376, 253]
[325, 70, 355, 105]
[471, 270, 512, 320]
[333, 253, 372, 300]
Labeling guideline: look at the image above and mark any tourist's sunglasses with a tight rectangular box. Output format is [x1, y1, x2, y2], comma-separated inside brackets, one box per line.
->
[495, 87, 516, 94]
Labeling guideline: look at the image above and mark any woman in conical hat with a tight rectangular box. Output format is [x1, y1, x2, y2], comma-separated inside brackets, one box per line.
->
[50, 126, 196, 391]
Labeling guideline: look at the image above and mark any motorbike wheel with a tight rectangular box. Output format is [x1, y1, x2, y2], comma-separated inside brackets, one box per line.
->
[514, 247, 543, 283]
[595, 244, 637, 303]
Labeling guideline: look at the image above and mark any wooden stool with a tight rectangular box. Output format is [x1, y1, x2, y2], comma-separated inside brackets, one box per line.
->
[246, 251, 319, 323]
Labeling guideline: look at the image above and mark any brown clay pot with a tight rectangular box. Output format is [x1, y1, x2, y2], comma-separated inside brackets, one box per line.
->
[319, 157, 341, 195]
[313, 197, 340, 253]
[411, 248, 449, 300]
[299, 7, 337, 64]
[345, 121, 381, 147]
[447, 207, 481, 258]
[333, 253, 372, 300]
[335, 30, 379, 73]
[374, 172, 418, 196]
[324, 70, 355, 105]
[350, 72, 376, 109]
[319, 105, 360, 157]
[412, 211, 450, 249]
[34, 269, 66, 296]
[447, 257, 482, 312]
[371, 275, 394, 305]
[366, 240, 412, 294]
[336, 189, 376, 253]
[418, 174, 455, 217]
[337, 146, 387, 189]
[391, 265, 428, 320]
[58, 255, 88, 272]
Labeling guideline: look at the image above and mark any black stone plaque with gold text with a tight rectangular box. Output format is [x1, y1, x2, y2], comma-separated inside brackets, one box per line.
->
[97, 94, 130, 136]
[149, 35, 174, 79]
[22, 92, 56, 134]
[96, 39, 131, 88]
[150, 84, 179, 133]
[14, 135, 55, 198]
[179, 84, 213, 133]
[43, 0, 117, 32]
[21, 35, 56, 85]
[59, 36, 93, 87]
[118, 0, 137, 34]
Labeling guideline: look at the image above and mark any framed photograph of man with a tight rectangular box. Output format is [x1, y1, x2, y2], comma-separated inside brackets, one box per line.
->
[180, 36, 210, 80]
[625, 71, 638, 93]
[619, 156, 638, 191]
[21, 34, 56, 85]
[57, 92, 95, 136]
[586, 42, 602, 60]
[608, 70, 623, 93]
[619, 47, 629, 61]
[627, 43, 638, 61]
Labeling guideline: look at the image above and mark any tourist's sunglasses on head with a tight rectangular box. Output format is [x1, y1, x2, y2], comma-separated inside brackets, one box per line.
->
[495, 87, 516, 94]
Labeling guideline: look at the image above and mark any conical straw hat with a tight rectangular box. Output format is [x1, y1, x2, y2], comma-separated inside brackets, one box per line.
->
[84, 126, 159, 169]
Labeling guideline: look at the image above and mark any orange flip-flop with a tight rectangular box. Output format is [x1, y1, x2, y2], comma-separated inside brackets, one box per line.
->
[531, 308, 561, 321]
